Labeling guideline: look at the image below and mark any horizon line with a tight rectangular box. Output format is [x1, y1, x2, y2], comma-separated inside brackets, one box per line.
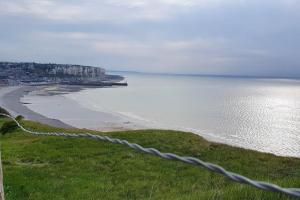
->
[108, 70, 300, 80]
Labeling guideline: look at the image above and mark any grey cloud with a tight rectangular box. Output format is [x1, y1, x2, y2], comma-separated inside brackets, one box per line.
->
[0, 0, 300, 77]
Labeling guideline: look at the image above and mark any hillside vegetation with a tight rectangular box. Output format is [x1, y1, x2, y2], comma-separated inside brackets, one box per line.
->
[0, 117, 300, 199]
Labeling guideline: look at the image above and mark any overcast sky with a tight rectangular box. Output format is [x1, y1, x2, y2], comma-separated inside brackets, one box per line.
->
[1, 0, 300, 77]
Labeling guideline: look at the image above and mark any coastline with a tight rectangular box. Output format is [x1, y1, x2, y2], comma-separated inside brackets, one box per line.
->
[0, 86, 73, 129]
[1, 82, 300, 158]
[0, 85, 142, 131]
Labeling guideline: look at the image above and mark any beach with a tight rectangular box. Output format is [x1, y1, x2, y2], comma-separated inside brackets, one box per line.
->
[1, 72, 300, 158]
[0, 85, 141, 131]
[0, 86, 73, 128]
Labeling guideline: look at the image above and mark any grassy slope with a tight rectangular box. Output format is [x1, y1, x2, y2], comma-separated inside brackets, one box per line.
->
[0, 118, 299, 200]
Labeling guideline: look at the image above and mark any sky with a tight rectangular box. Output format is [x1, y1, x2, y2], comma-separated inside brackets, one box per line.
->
[0, 0, 300, 77]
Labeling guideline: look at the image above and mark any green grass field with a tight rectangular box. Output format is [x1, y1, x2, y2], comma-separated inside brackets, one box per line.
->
[0, 117, 300, 199]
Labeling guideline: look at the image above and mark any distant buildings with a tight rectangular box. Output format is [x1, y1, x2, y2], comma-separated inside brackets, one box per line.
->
[0, 62, 113, 85]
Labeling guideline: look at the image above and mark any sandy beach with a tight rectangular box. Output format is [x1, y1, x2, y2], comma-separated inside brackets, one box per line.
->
[0, 86, 73, 128]
[0, 85, 141, 131]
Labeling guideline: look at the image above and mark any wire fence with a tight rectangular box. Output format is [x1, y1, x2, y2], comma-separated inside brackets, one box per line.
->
[1, 113, 300, 198]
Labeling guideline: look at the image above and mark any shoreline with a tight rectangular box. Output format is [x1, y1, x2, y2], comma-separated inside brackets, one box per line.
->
[0, 86, 73, 129]
[0, 85, 142, 131]
[1, 85, 300, 158]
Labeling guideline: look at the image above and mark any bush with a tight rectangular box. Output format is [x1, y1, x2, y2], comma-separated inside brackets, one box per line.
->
[0, 109, 22, 135]
[16, 115, 24, 121]
[0, 121, 18, 135]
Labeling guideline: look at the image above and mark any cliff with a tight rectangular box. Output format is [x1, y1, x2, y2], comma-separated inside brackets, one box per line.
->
[0, 62, 123, 85]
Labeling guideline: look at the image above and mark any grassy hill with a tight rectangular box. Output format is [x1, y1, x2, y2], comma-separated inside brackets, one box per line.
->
[0, 117, 300, 199]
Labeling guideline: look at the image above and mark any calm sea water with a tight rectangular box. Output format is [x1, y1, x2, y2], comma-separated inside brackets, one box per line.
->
[64, 72, 300, 157]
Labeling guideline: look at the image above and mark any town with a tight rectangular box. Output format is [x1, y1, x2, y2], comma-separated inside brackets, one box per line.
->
[0, 62, 126, 86]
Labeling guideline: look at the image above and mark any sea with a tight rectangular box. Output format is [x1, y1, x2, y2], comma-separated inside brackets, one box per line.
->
[24, 72, 300, 157]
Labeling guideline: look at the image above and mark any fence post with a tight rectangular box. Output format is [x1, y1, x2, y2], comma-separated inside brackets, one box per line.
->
[0, 148, 4, 200]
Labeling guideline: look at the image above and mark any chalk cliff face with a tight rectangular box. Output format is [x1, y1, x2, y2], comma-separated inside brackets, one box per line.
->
[0, 62, 106, 84]
[48, 65, 105, 79]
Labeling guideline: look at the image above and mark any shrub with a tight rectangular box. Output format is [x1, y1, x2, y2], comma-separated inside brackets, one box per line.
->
[0, 121, 18, 135]
[16, 115, 24, 121]
[0, 109, 22, 135]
